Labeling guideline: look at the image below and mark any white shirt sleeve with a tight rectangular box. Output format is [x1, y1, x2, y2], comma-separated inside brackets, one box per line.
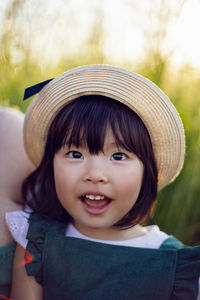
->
[5, 210, 30, 248]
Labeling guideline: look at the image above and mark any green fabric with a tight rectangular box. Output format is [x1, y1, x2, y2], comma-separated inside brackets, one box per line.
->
[0, 242, 16, 299]
[160, 236, 184, 249]
[25, 214, 200, 300]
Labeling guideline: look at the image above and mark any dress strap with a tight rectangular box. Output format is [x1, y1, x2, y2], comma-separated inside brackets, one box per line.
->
[160, 236, 184, 249]
[27, 213, 66, 235]
[25, 213, 66, 285]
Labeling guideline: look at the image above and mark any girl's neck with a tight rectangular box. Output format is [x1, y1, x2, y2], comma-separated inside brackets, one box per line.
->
[72, 222, 148, 241]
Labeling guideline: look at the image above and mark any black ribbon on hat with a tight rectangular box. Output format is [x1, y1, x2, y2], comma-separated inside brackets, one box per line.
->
[23, 78, 54, 100]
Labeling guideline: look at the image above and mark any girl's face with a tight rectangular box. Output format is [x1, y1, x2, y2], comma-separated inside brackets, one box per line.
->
[53, 128, 144, 240]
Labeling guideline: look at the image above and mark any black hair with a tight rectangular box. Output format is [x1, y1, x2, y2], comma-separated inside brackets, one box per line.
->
[22, 95, 158, 228]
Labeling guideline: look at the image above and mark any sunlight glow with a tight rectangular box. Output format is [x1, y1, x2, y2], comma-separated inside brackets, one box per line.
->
[168, 0, 200, 67]
[1, 0, 200, 69]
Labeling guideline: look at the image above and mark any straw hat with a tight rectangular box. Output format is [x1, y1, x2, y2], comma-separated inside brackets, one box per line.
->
[24, 65, 185, 190]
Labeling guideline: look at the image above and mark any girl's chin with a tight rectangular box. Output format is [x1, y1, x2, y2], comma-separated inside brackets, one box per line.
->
[73, 220, 120, 240]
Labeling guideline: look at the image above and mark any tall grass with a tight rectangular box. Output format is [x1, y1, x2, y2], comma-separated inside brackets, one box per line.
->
[0, 1, 199, 245]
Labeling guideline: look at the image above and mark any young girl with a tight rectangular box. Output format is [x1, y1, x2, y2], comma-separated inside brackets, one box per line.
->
[6, 65, 200, 300]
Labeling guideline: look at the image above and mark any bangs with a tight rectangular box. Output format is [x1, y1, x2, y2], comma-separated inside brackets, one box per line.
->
[47, 95, 152, 160]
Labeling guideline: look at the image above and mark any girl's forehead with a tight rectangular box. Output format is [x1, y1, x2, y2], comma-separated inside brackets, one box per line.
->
[103, 128, 121, 146]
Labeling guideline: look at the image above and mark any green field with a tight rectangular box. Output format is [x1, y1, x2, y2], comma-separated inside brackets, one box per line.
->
[1, 0, 199, 245]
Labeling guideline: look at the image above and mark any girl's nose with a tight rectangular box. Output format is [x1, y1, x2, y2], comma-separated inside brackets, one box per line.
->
[83, 158, 108, 184]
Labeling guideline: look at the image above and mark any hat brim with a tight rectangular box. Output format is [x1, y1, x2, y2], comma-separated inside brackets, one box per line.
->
[24, 65, 185, 190]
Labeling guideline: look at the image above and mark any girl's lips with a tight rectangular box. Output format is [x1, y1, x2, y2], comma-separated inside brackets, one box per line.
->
[80, 196, 111, 215]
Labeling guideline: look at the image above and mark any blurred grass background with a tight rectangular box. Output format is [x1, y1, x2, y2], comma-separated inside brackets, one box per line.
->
[0, 0, 199, 245]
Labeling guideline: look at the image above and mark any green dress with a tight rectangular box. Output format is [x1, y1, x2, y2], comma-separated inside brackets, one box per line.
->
[0, 242, 16, 299]
[25, 214, 200, 300]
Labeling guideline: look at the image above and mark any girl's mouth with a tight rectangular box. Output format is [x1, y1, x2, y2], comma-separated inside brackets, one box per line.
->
[80, 194, 111, 215]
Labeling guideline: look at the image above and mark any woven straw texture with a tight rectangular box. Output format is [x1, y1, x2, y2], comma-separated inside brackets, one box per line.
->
[24, 65, 185, 190]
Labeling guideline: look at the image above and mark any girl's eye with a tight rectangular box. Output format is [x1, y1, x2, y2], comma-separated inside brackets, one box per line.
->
[67, 151, 83, 159]
[111, 152, 127, 161]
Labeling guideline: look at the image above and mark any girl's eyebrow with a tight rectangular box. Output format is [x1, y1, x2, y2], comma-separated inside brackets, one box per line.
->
[104, 142, 123, 150]
[108, 142, 120, 148]
[61, 142, 87, 149]
[60, 143, 72, 151]
[61, 144, 74, 149]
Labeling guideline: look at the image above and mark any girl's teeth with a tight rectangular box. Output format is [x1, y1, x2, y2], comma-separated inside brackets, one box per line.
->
[85, 195, 105, 200]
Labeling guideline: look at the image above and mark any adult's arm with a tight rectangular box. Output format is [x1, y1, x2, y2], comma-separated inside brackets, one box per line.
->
[11, 244, 43, 300]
